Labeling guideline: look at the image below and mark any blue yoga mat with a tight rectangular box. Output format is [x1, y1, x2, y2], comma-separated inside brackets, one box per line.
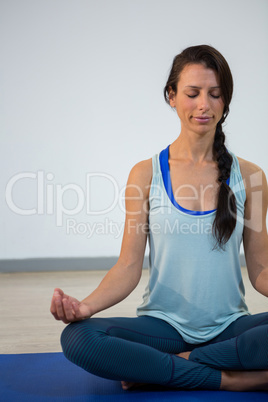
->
[1, 352, 267, 402]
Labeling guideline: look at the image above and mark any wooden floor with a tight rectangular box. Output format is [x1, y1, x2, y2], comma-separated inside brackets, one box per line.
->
[0, 268, 267, 354]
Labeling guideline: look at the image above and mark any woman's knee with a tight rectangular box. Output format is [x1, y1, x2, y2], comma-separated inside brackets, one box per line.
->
[61, 322, 80, 359]
[61, 320, 106, 365]
[60, 319, 112, 375]
[60, 321, 93, 360]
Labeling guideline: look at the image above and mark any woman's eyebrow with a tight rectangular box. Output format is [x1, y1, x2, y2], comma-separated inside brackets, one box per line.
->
[184, 85, 221, 89]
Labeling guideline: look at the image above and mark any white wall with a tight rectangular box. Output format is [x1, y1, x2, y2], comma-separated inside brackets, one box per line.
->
[1, 0, 268, 259]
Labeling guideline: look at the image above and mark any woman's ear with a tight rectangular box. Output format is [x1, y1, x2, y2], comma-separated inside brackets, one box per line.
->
[168, 87, 176, 107]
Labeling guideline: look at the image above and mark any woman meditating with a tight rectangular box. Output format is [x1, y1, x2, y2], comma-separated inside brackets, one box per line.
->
[50, 45, 268, 391]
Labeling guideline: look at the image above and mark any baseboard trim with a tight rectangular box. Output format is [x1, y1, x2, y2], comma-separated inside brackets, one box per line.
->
[0, 254, 246, 273]
[0, 256, 149, 273]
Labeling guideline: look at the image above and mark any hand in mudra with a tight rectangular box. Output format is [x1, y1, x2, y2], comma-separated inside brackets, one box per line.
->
[50, 288, 91, 324]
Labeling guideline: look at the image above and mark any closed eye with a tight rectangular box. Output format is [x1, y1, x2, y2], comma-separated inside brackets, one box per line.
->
[187, 94, 221, 99]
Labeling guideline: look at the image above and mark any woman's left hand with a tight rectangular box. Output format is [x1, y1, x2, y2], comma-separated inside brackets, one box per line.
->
[50, 288, 92, 324]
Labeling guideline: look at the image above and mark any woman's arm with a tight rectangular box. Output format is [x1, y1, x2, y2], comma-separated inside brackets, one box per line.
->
[239, 157, 268, 297]
[50, 158, 152, 323]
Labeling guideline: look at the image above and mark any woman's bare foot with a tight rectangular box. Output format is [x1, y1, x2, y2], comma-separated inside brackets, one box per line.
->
[121, 381, 146, 390]
[177, 351, 191, 360]
[121, 381, 134, 390]
[221, 370, 268, 391]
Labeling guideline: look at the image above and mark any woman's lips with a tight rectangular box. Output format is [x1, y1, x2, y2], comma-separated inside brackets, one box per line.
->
[193, 116, 212, 123]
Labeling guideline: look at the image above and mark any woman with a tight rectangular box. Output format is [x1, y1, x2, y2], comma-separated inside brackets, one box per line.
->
[50, 45, 268, 391]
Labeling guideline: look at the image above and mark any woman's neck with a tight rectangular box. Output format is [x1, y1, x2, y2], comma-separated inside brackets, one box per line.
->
[170, 129, 215, 164]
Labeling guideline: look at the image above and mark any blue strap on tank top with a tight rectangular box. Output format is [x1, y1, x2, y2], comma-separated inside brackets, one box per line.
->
[159, 144, 230, 215]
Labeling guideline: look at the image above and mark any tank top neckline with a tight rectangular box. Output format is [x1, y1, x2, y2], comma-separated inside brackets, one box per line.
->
[159, 144, 230, 216]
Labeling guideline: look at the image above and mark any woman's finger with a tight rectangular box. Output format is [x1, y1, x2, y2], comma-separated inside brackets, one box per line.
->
[50, 297, 59, 319]
[72, 302, 81, 319]
[50, 291, 63, 320]
[63, 298, 75, 322]
[54, 293, 66, 321]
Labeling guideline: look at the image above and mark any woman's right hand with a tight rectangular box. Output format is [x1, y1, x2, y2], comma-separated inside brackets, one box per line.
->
[50, 288, 92, 324]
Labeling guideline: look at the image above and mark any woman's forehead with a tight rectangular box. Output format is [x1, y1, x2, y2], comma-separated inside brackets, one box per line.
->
[179, 64, 220, 86]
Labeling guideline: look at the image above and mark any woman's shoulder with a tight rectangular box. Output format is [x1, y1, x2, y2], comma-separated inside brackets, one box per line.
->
[236, 156, 267, 196]
[130, 157, 153, 177]
[237, 156, 265, 179]
[127, 157, 153, 190]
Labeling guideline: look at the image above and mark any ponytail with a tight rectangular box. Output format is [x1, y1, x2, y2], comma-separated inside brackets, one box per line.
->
[212, 121, 237, 248]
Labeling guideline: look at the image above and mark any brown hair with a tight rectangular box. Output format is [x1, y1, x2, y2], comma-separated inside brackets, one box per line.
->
[164, 45, 237, 248]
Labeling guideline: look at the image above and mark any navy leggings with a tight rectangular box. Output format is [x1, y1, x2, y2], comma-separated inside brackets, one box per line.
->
[61, 312, 268, 390]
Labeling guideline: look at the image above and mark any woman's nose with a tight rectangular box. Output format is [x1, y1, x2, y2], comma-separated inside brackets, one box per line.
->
[198, 95, 209, 111]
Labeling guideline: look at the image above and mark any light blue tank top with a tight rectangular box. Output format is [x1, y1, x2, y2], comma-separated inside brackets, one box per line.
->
[137, 145, 250, 344]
